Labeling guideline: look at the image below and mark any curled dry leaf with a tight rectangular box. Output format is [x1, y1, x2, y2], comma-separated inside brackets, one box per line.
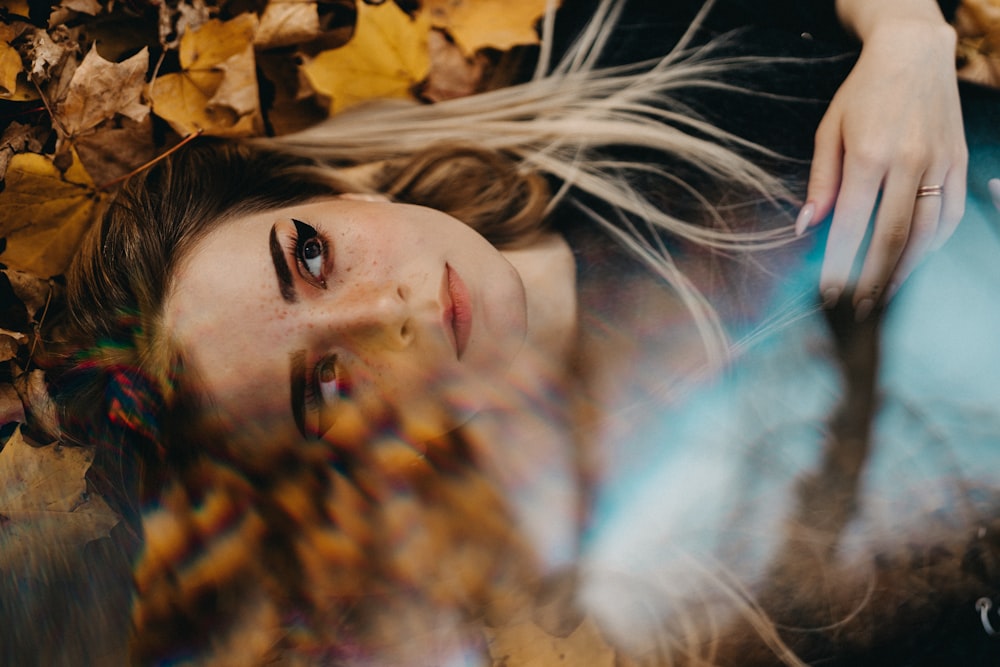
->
[0, 148, 105, 278]
[148, 13, 265, 137]
[422, 0, 557, 57]
[301, 0, 431, 114]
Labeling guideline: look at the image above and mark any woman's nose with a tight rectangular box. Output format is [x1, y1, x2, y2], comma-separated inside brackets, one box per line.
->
[316, 284, 414, 348]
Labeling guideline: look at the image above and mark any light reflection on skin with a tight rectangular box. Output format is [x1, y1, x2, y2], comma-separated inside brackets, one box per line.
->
[162, 198, 534, 455]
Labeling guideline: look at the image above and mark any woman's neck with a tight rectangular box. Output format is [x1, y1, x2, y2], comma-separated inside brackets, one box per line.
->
[501, 232, 579, 378]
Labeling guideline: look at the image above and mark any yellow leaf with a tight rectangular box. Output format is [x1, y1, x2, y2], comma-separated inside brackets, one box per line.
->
[148, 14, 264, 137]
[301, 0, 431, 115]
[0, 0, 29, 18]
[423, 0, 557, 57]
[0, 150, 105, 278]
[0, 40, 21, 96]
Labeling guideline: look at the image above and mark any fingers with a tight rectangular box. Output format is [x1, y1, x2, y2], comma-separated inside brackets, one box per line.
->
[990, 178, 1000, 213]
[818, 154, 881, 307]
[851, 173, 928, 320]
[797, 117, 844, 236]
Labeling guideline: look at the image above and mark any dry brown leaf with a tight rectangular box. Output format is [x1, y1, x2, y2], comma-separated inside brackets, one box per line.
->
[423, 0, 555, 57]
[73, 115, 157, 187]
[422, 27, 489, 102]
[0, 383, 25, 424]
[149, 14, 264, 137]
[61, 0, 101, 15]
[0, 426, 120, 565]
[13, 368, 60, 441]
[0, 335, 20, 363]
[258, 51, 328, 135]
[0, 121, 47, 180]
[255, 0, 321, 50]
[956, 0, 1000, 87]
[55, 45, 149, 138]
[301, 0, 431, 115]
[486, 616, 617, 667]
[4, 269, 52, 320]
[0, 149, 104, 278]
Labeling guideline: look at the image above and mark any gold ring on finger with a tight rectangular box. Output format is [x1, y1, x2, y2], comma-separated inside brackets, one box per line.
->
[916, 185, 944, 198]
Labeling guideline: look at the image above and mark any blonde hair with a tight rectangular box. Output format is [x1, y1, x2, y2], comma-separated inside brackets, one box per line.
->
[255, 0, 800, 367]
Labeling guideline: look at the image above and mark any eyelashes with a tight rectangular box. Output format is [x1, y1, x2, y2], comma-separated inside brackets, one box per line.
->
[287, 218, 330, 289]
[305, 355, 351, 435]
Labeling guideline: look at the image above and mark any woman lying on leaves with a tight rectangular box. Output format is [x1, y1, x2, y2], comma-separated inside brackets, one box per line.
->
[46, 0, 1000, 664]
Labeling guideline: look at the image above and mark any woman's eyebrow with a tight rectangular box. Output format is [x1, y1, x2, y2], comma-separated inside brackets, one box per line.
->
[269, 224, 297, 303]
[290, 349, 307, 439]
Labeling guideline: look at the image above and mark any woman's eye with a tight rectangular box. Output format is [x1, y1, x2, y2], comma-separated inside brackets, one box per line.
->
[316, 356, 349, 406]
[292, 218, 328, 286]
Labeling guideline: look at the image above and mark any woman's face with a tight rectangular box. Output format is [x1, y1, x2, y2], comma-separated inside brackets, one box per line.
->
[163, 198, 528, 451]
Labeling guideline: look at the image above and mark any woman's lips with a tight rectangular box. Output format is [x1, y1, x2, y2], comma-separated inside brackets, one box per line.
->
[442, 263, 472, 360]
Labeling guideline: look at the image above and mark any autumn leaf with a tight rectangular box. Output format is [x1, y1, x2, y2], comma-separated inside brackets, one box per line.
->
[54, 45, 149, 138]
[301, 0, 431, 115]
[0, 149, 105, 278]
[0, 38, 21, 96]
[0, 426, 120, 568]
[255, 0, 322, 49]
[423, 0, 556, 57]
[148, 13, 264, 137]
[0, 0, 30, 19]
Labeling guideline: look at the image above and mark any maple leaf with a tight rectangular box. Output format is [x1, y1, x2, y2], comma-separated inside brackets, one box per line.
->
[148, 14, 265, 137]
[54, 45, 149, 138]
[422, 0, 557, 57]
[301, 0, 431, 115]
[0, 148, 105, 278]
[0, 426, 120, 569]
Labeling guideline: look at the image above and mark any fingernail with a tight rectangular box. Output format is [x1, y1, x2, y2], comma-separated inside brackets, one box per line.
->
[795, 202, 816, 236]
[855, 298, 874, 323]
[989, 178, 1000, 213]
[822, 287, 840, 308]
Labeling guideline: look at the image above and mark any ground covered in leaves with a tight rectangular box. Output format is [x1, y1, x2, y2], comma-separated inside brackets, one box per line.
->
[1, 0, 1000, 664]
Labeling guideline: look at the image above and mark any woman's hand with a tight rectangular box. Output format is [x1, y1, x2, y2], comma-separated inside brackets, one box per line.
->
[797, 3, 967, 321]
[991, 178, 1000, 212]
